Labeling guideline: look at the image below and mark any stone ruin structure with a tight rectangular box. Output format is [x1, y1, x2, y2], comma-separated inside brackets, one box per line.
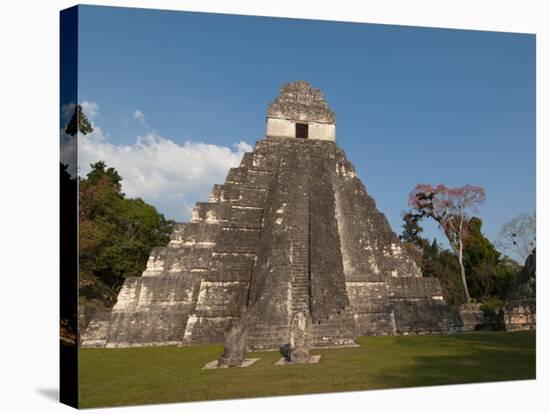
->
[82, 80, 461, 350]
[503, 249, 536, 331]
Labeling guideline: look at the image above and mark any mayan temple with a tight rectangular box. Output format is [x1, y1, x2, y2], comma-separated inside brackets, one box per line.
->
[82, 81, 460, 350]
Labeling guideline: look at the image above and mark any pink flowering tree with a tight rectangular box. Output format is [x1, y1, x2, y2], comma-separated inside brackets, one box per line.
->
[408, 184, 486, 303]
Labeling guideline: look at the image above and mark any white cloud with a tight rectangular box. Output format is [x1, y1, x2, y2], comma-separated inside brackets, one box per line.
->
[77, 124, 253, 221]
[60, 101, 100, 176]
[133, 109, 147, 127]
[62, 100, 254, 220]
[80, 101, 99, 120]
[61, 100, 99, 125]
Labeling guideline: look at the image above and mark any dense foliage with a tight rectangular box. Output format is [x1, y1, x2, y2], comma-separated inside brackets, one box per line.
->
[463, 217, 519, 303]
[61, 162, 78, 342]
[79, 161, 174, 311]
[400, 214, 519, 306]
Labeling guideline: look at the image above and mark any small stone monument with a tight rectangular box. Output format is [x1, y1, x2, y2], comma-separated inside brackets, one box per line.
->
[276, 310, 320, 365]
[217, 317, 249, 367]
[203, 313, 260, 369]
[289, 311, 312, 363]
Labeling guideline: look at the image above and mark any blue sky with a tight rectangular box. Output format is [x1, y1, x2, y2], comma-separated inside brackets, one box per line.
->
[74, 5, 535, 254]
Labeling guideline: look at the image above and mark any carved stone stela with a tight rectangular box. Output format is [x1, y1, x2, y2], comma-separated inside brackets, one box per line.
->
[287, 311, 316, 364]
[217, 314, 250, 367]
[82, 81, 461, 351]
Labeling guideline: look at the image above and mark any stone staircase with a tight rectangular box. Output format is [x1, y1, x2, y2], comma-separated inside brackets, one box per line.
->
[311, 308, 357, 347]
[289, 191, 310, 314]
[247, 323, 290, 350]
[246, 152, 359, 350]
[247, 310, 357, 350]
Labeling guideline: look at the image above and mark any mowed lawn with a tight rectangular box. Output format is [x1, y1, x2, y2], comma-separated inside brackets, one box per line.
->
[79, 331, 535, 408]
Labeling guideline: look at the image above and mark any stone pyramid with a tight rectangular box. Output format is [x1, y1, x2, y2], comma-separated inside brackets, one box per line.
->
[82, 81, 459, 349]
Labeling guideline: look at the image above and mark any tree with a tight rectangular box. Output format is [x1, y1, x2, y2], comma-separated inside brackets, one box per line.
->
[462, 217, 518, 301]
[400, 214, 464, 305]
[400, 211, 519, 306]
[79, 162, 174, 310]
[495, 212, 536, 262]
[400, 212, 425, 247]
[61, 163, 78, 341]
[65, 103, 93, 136]
[407, 184, 486, 303]
[85, 161, 123, 192]
[423, 239, 465, 305]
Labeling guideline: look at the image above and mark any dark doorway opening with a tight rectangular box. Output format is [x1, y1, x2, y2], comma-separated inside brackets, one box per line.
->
[296, 123, 308, 139]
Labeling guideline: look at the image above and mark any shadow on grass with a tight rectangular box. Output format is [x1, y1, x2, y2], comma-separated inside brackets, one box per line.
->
[381, 332, 536, 388]
[78, 332, 536, 408]
[279, 344, 290, 360]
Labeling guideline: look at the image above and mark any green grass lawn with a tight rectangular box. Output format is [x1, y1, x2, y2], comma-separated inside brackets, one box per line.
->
[79, 331, 536, 408]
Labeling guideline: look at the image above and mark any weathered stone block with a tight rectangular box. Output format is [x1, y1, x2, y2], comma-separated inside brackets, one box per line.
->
[239, 152, 254, 168]
[169, 222, 221, 246]
[216, 228, 260, 253]
[208, 184, 223, 202]
[234, 188, 268, 208]
[205, 253, 255, 282]
[346, 282, 390, 313]
[225, 206, 264, 229]
[244, 170, 275, 189]
[80, 311, 111, 348]
[503, 250, 536, 331]
[458, 303, 500, 331]
[353, 312, 396, 336]
[183, 316, 231, 344]
[225, 167, 247, 184]
[106, 310, 190, 347]
[503, 299, 536, 331]
[387, 277, 444, 300]
[393, 300, 462, 334]
[135, 275, 201, 311]
[194, 281, 249, 317]
[161, 246, 213, 271]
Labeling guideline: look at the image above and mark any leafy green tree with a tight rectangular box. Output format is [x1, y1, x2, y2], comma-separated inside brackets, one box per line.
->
[84, 161, 123, 191]
[400, 216, 463, 305]
[463, 217, 519, 302]
[79, 162, 174, 311]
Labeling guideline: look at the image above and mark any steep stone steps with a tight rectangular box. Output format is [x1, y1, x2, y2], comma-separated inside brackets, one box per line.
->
[311, 309, 357, 347]
[247, 324, 290, 350]
[288, 188, 311, 314]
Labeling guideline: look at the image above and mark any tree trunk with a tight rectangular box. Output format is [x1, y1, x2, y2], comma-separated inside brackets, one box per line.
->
[458, 242, 471, 303]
